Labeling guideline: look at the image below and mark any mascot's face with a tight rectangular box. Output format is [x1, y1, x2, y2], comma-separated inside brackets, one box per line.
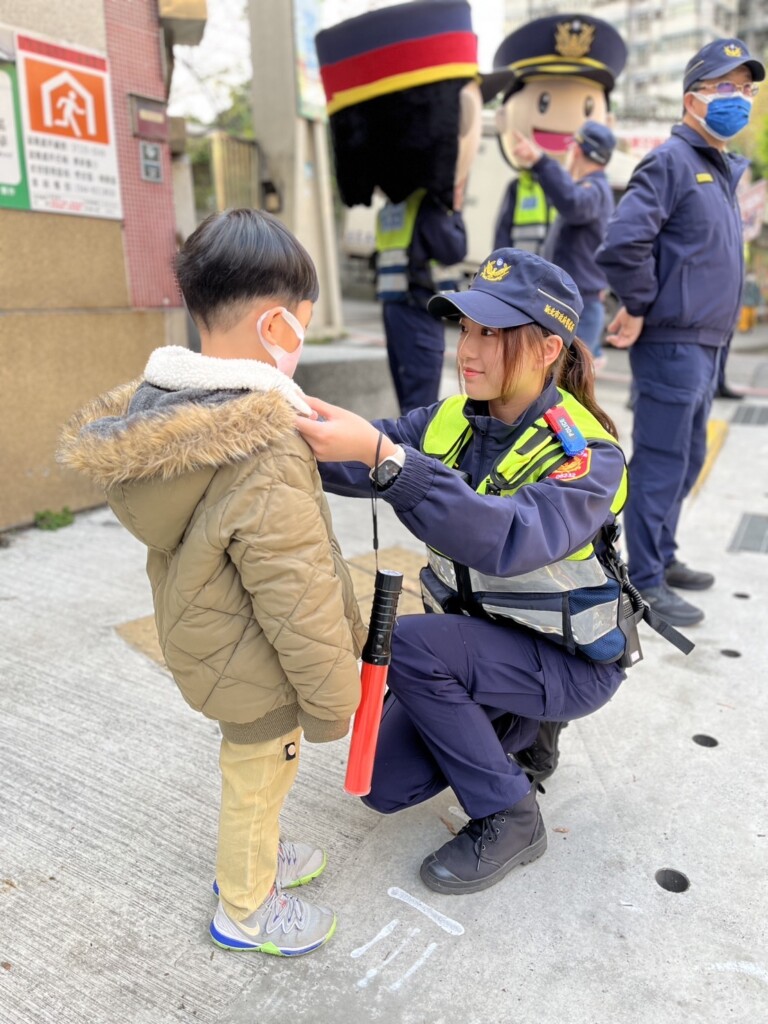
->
[496, 76, 608, 166]
[455, 80, 483, 193]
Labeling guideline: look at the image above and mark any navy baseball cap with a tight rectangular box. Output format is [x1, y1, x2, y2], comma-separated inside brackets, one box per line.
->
[575, 120, 616, 165]
[683, 38, 765, 93]
[428, 249, 583, 347]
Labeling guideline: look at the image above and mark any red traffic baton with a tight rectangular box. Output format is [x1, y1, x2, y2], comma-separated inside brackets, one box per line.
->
[344, 569, 403, 797]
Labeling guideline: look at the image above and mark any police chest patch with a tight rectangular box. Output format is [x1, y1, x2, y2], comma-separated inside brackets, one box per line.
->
[696, 172, 714, 183]
[549, 449, 592, 481]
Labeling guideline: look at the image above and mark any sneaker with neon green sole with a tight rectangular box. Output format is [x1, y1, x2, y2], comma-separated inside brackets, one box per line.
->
[212, 839, 326, 899]
[209, 887, 336, 955]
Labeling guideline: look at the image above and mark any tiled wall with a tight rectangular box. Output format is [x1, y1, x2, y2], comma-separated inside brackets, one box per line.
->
[104, 0, 180, 308]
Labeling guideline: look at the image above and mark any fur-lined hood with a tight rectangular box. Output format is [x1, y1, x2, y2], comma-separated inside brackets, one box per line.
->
[57, 346, 311, 488]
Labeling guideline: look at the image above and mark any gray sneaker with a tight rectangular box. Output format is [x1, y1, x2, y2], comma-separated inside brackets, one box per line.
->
[276, 839, 327, 887]
[210, 887, 336, 955]
[212, 840, 326, 899]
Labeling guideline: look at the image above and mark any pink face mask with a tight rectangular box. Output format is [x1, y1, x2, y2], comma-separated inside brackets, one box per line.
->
[257, 306, 305, 378]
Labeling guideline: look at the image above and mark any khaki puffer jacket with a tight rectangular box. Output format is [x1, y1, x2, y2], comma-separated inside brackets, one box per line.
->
[57, 347, 366, 745]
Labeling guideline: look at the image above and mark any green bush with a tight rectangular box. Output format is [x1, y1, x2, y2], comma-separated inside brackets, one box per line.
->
[33, 507, 75, 531]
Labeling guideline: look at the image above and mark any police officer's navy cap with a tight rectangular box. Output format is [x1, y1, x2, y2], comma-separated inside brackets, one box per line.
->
[683, 38, 765, 93]
[486, 14, 627, 100]
[428, 249, 583, 347]
[575, 120, 616, 165]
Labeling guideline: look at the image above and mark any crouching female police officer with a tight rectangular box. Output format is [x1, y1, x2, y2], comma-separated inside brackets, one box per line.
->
[296, 248, 630, 895]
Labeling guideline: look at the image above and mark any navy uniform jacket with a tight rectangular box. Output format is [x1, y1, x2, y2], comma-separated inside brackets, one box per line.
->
[596, 124, 748, 347]
[533, 156, 614, 301]
[404, 194, 467, 310]
[319, 378, 626, 579]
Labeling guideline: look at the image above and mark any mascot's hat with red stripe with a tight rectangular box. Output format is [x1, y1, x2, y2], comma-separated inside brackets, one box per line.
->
[315, 0, 478, 209]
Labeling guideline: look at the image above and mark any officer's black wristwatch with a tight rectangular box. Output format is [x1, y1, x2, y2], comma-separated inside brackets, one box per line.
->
[370, 445, 406, 489]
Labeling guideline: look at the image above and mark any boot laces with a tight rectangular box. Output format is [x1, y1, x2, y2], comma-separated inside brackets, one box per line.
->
[459, 812, 507, 870]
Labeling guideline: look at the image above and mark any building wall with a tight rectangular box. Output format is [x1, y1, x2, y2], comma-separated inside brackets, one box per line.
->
[0, 0, 106, 51]
[0, 0, 186, 531]
[0, 310, 172, 527]
[0, 210, 129, 309]
[104, 0, 180, 307]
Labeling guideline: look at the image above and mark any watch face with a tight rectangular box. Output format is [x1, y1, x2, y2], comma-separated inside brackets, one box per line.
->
[376, 458, 401, 486]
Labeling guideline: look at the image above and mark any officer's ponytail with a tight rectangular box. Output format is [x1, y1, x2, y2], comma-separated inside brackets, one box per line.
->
[556, 335, 618, 439]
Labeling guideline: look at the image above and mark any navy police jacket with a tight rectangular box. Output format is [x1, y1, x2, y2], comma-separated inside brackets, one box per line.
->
[596, 124, 748, 347]
[318, 379, 626, 584]
[534, 156, 614, 301]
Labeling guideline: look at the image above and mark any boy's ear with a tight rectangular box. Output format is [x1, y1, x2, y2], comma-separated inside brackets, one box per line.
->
[250, 304, 281, 340]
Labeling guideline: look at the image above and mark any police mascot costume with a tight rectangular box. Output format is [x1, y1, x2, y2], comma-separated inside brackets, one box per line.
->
[487, 13, 626, 254]
[315, 0, 483, 413]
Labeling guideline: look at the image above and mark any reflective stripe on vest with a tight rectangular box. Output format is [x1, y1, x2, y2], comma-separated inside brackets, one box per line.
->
[432, 262, 464, 292]
[427, 547, 607, 594]
[420, 392, 629, 661]
[508, 172, 556, 254]
[375, 190, 461, 299]
[375, 190, 424, 300]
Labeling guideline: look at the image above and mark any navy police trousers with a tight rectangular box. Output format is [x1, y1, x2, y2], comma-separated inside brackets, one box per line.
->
[383, 301, 446, 414]
[363, 614, 625, 820]
[625, 342, 719, 589]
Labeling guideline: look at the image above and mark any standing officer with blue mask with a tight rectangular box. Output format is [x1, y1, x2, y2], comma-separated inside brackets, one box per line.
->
[597, 39, 765, 627]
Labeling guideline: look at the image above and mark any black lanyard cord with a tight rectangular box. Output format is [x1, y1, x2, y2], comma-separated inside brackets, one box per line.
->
[370, 430, 384, 574]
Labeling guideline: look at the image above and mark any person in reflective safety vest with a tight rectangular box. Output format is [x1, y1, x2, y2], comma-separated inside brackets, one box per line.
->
[296, 248, 677, 896]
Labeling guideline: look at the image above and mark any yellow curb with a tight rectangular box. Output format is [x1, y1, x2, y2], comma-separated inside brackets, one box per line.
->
[691, 419, 728, 498]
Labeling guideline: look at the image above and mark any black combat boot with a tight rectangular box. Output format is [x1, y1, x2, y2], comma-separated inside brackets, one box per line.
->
[514, 721, 568, 787]
[420, 786, 547, 894]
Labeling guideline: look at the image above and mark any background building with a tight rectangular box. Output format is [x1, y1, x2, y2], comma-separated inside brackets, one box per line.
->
[0, 0, 206, 530]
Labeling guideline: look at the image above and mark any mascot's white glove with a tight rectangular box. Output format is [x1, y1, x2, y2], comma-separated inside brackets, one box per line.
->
[511, 130, 543, 169]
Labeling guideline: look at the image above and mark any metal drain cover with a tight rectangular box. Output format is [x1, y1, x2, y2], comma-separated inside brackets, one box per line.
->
[731, 404, 768, 425]
[729, 513, 768, 553]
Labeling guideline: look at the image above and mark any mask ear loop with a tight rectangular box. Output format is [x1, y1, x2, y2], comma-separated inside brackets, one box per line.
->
[370, 431, 384, 575]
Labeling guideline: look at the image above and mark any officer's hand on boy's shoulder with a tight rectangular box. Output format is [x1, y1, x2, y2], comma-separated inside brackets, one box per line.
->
[605, 307, 644, 349]
[512, 131, 543, 169]
[295, 396, 395, 466]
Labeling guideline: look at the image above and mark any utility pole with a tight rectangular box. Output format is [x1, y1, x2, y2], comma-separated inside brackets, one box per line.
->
[248, 0, 343, 337]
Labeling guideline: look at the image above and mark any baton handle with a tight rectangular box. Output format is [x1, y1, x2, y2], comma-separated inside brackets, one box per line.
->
[344, 570, 403, 796]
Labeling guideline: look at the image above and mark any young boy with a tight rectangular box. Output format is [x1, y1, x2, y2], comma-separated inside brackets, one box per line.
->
[57, 209, 366, 956]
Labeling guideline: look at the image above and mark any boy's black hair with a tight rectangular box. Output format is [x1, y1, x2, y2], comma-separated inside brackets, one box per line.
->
[175, 208, 320, 331]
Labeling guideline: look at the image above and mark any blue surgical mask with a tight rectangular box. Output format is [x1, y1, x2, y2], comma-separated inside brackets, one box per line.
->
[691, 92, 752, 140]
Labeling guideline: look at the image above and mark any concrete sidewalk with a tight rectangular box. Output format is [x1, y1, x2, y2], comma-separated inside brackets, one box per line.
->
[1, 319, 767, 1024]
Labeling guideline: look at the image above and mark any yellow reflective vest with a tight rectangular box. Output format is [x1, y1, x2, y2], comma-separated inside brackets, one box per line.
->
[375, 189, 461, 301]
[420, 390, 630, 663]
[509, 171, 556, 253]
